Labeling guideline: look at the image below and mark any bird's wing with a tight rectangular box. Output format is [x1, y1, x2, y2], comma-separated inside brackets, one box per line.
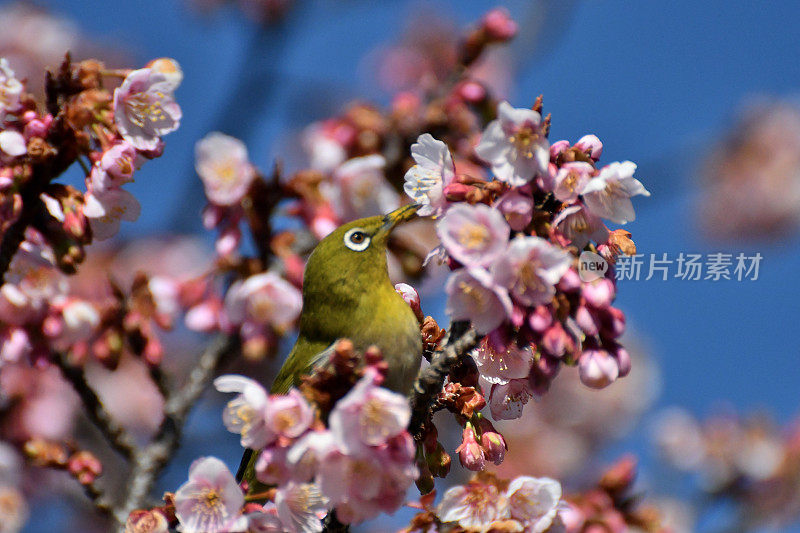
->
[270, 337, 336, 394]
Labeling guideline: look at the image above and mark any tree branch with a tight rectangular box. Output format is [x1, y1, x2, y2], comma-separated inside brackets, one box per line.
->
[54, 353, 138, 459]
[115, 334, 238, 526]
[408, 322, 478, 439]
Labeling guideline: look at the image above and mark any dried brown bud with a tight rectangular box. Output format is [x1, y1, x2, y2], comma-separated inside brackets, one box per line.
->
[608, 229, 636, 256]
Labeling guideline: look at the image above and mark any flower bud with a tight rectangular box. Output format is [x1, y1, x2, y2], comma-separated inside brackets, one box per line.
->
[583, 278, 615, 308]
[578, 347, 619, 389]
[395, 282, 424, 323]
[481, 8, 518, 42]
[455, 425, 485, 471]
[125, 509, 169, 533]
[575, 134, 603, 160]
[476, 418, 507, 466]
[67, 450, 103, 485]
[528, 305, 553, 333]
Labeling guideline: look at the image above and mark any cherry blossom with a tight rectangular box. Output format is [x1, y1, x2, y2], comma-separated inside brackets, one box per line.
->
[173, 457, 247, 533]
[475, 101, 550, 186]
[0, 130, 25, 158]
[83, 187, 141, 240]
[506, 476, 562, 532]
[214, 375, 270, 449]
[438, 479, 507, 530]
[113, 66, 182, 151]
[195, 132, 256, 206]
[552, 204, 609, 250]
[274, 482, 328, 533]
[224, 271, 303, 331]
[437, 203, 509, 267]
[487, 378, 535, 420]
[264, 389, 314, 441]
[578, 345, 620, 389]
[403, 133, 455, 217]
[491, 235, 572, 307]
[326, 155, 399, 221]
[582, 161, 650, 224]
[445, 267, 512, 334]
[89, 141, 137, 192]
[328, 370, 410, 453]
[552, 161, 593, 204]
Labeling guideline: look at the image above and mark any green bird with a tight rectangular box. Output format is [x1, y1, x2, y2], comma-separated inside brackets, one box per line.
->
[237, 203, 424, 488]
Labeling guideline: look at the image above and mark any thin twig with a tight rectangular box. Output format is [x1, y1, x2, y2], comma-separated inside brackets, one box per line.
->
[408, 322, 478, 439]
[54, 353, 138, 459]
[115, 334, 238, 526]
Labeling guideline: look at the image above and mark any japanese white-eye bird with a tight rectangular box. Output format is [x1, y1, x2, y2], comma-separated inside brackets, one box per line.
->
[237, 203, 423, 488]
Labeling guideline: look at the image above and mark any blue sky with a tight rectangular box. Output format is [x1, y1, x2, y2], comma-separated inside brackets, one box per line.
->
[23, 0, 800, 530]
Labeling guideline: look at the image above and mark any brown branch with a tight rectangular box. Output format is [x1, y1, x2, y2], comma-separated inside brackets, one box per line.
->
[408, 322, 478, 439]
[115, 334, 238, 525]
[54, 353, 138, 459]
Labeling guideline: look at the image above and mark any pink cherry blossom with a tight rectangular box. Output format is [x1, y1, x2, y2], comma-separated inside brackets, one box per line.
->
[214, 375, 270, 449]
[487, 378, 534, 420]
[0, 130, 26, 157]
[325, 155, 399, 220]
[264, 389, 313, 441]
[195, 132, 256, 206]
[491, 235, 572, 307]
[505, 476, 562, 532]
[481, 7, 518, 42]
[582, 161, 650, 224]
[437, 203, 509, 267]
[472, 329, 534, 384]
[394, 282, 422, 321]
[145, 57, 184, 88]
[494, 188, 533, 231]
[83, 187, 141, 240]
[90, 141, 137, 192]
[0, 58, 22, 118]
[553, 161, 593, 204]
[552, 204, 609, 249]
[274, 482, 328, 533]
[437, 479, 508, 530]
[50, 298, 100, 350]
[113, 66, 182, 151]
[475, 101, 550, 186]
[173, 457, 246, 533]
[302, 121, 348, 173]
[224, 271, 302, 331]
[255, 446, 292, 485]
[328, 370, 410, 453]
[445, 267, 512, 334]
[403, 133, 455, 217]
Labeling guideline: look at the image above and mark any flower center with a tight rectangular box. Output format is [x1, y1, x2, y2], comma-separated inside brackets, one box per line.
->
[516, 260, 545, 293]
[273, 410, 298, 433]
[457, 223, 489, 250]
[125, 93, 166, 128]
[508, 126, 539, 158]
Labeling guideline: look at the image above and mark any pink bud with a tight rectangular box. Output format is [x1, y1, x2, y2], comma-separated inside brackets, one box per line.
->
[612, 344, 631, 377]
[495, 188, 533, 231]
[201, 204, 224, 230]
[600, 306, 626, 339]
[455, 80, 487, 104]
[394, 283, 423, 322]
[550, 140, 570, 159]
[575, 134, 603, 160]
[541, 322, 567, 357]
[528, 305, 553, 333]
[476, 418, 506, 465]
[481, 8, 518, 42]
[583, 278, 615, 308]
[557, 268, 582, 292]
[455, 426, 485, 471]
[68, 451, 103, 485]
[574, 305, 598, 336]
[557, 504, 586, 533]
[578, 347, 619, 389]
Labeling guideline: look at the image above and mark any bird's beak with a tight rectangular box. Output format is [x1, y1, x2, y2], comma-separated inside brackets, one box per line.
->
[382, 203, 421, 231]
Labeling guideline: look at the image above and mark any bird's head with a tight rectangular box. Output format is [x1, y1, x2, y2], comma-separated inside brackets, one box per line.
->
[301, 204, 420, 311]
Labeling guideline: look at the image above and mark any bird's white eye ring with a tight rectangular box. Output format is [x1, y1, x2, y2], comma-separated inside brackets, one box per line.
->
[344, 228, 371, 252]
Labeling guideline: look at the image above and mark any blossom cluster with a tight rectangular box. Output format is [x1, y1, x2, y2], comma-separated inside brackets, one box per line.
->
[402, 99, 648, 423]
[166, 368, 419, 532]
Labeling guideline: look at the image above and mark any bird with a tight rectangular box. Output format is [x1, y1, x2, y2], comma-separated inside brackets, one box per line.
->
[236, 203, 424, 489]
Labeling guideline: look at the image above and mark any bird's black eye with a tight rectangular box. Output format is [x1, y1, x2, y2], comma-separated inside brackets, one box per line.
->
[344, 228, 371, 251]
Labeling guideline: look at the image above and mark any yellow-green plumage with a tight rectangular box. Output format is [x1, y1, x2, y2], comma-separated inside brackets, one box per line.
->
[238, 204, 423, 490]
